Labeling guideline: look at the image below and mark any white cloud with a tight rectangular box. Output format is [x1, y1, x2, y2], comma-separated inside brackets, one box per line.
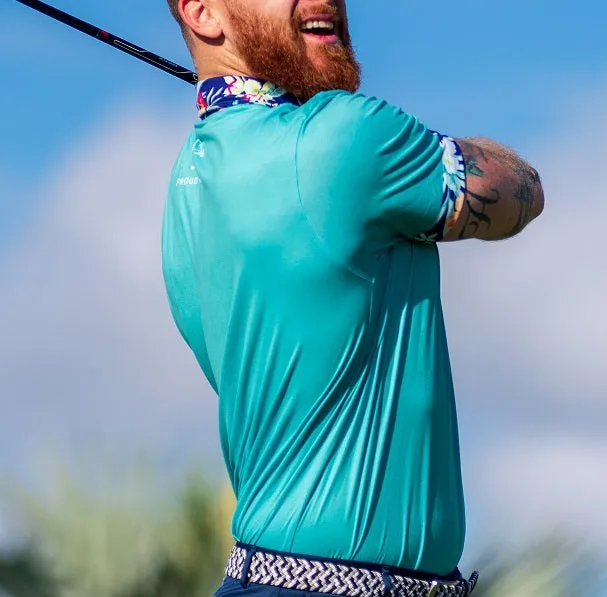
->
[0, 103, 221, 484]
[441, 87, 607, 412]
[444, 87, 607, 568]
[474, 435, 607, 556]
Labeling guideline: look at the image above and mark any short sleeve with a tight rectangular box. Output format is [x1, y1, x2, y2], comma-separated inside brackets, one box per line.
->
[414, 133, 467, 243]
[297, 93, 466, 245]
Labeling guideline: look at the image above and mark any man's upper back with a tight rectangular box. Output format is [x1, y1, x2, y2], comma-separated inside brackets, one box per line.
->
[162, 89, 465, 575]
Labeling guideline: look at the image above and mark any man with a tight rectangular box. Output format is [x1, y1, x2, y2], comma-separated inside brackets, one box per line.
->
[161, 0, 545, 596]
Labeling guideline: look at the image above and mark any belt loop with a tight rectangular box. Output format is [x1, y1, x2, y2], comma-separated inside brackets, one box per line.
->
[381, 567, 393, 596]
[240, 547, 257, 587]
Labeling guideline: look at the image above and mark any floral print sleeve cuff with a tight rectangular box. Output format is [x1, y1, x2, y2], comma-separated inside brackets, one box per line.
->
[414, 134, 466, 243]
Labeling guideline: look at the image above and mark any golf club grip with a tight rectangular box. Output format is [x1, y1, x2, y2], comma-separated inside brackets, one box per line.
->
[14, 0, 198, 85]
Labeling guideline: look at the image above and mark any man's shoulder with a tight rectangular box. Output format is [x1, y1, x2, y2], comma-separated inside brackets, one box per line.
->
[301, 90, 392, 117]
[299, 91, 418, 140]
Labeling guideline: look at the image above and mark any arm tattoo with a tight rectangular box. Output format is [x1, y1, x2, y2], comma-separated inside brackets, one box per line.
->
[462, 142, 488, 178]
[457, 187, 501, 240]
[457, 138, 542, 240]
[456, 140, 498, 240]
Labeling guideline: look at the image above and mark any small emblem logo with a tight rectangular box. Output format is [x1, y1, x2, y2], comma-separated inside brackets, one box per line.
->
[192, 140, 206, 158]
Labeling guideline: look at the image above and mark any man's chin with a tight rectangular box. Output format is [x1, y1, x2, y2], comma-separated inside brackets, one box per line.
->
[304, 44, 345, 73]
[305, 54, 333, 74]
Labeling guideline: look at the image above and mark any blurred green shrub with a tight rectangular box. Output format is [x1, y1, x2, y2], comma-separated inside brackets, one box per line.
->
[1, 463, 603, 597]
[0, 464, 234, 597]
[471, 535, 604, 597]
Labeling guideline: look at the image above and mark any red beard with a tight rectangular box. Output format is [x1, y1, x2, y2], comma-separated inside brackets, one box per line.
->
[224, 1, 361, 102]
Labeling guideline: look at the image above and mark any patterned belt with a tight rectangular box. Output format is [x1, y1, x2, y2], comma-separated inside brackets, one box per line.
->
[225, 545, 479, 597]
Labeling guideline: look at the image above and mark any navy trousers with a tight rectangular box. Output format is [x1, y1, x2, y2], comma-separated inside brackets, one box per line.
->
[214, 577, 347, 597]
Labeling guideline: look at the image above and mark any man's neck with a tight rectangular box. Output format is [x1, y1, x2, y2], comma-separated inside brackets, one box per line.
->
[193, 50, 251, 84]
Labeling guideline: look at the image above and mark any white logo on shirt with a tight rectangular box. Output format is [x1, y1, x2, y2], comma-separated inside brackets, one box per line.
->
[192, 140, 205, 158]
[176, 176, 200, 186]
[176, 165, 201, 186]
[175, 143, 205, 186]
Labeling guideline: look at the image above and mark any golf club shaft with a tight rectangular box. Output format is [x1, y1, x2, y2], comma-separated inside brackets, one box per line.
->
[14, 0, 198, 85]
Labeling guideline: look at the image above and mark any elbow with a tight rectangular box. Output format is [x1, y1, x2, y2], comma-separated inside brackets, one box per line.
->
[532, 183, 545, 220]
[528, 165, 545, 221]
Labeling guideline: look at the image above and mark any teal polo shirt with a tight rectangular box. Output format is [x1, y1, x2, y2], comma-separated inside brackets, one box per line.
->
[162, 87, 466, 575]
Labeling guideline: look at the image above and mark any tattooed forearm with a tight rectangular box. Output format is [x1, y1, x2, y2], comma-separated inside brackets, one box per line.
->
[456, 187, 500, 240]
[444, 138, 545, 242]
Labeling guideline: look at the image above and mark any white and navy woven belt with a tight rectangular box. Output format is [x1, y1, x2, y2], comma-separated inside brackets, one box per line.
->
[225, 545, 479, 597]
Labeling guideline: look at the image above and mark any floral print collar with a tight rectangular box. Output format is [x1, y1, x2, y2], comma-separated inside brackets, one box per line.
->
[196, 76, 300, 120]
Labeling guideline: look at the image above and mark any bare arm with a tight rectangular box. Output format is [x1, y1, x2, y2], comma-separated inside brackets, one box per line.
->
[442, 138, 545, 241]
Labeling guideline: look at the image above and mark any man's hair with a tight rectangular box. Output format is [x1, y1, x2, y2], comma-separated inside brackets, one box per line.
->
[166, 0, 183, 26]
[167, 0, 191, 44]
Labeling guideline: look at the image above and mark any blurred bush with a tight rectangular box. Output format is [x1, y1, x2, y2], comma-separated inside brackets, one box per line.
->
[0, 464, 234, 597]
[0, 462, 603, 597]
[471, 536, 596, 597]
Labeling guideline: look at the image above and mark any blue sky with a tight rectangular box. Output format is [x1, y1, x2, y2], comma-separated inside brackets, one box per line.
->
[1, 0, 605, 243]
[1, 0, 607, 585]
[2, 0, 606, 223]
